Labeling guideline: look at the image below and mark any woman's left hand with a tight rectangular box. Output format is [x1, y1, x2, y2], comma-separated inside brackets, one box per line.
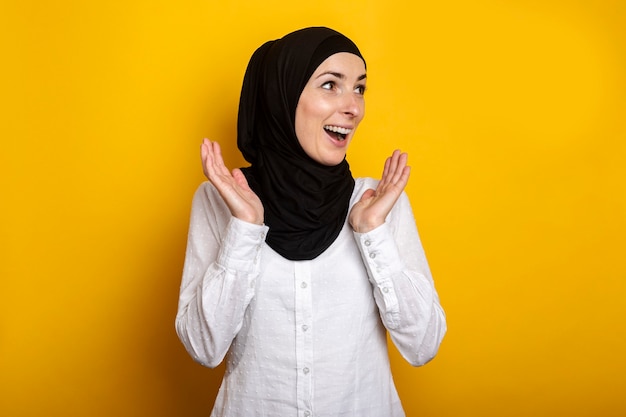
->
[349, 150, 411, 233]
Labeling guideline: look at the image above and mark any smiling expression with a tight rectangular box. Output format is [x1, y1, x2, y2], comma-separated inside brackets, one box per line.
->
[294, 52, 367, 166]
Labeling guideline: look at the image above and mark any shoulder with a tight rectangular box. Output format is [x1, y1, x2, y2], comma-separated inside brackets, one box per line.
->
[352, 177, 378, 197]
[194, 180, 222, 200]
[191, 181, 230, 217]
[192, 181, 217, 204]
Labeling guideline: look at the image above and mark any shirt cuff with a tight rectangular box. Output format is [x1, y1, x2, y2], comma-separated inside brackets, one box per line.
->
[354, 224, 403, 326]
[217, 217, 269, 273]
[354, 223, 403, 280]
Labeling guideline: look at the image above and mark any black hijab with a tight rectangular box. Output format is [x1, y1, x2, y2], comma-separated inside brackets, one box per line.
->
[237, 27, 366, 260]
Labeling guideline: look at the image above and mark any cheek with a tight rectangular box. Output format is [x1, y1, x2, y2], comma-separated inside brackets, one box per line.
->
[295, 100, 324, 135]
[300, 98, 328, 121]
[294, 107, 317, 152]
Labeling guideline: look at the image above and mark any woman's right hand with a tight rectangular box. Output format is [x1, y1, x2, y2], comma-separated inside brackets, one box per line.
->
[201, 138, 264, 225]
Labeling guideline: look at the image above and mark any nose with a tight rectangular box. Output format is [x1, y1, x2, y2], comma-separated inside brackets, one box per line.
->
[340, 93, 363, 119]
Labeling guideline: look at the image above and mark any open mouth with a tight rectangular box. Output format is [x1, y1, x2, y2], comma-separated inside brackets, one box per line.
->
[324, 125, 352, 141]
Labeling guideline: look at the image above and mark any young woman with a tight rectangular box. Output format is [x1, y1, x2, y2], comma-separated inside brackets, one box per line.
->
[176, 27, 446, 417]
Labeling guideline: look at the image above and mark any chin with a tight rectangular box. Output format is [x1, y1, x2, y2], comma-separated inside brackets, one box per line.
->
[318, 153, 347, 166]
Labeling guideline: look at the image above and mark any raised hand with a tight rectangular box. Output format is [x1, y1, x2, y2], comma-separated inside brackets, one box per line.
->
[349, 150, 411, 233]
[201, 138, 264, 225]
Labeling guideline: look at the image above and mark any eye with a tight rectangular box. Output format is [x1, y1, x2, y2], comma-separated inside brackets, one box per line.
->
[321, 81, 335, 90]
[354, 84, 366, 95]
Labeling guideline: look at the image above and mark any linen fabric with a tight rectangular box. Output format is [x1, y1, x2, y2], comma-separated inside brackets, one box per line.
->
[237, 27, 366, 260]
[175, 178, 447, 417]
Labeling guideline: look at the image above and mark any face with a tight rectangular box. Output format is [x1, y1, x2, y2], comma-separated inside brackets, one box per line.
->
[295, 52, 366, 166]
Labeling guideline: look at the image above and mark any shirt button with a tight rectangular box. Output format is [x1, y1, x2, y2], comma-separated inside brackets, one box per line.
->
[304, 412, 311, 417]
[364, 240, 371, 246]
[369, 252, 376, 259]
[382, 287, 390, 293]
[303, 367, 310, 375]
[301, 282, 308, 289]
[302, 324, 309, 332]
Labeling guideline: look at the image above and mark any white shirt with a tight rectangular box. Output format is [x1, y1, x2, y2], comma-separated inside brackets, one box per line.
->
[176, 177, 446, 417]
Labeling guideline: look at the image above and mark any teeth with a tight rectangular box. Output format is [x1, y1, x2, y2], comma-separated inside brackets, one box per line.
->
[324, 125, 352, 135]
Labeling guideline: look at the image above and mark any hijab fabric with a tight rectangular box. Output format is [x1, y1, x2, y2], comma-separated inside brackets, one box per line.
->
[237, 27, 365, 260]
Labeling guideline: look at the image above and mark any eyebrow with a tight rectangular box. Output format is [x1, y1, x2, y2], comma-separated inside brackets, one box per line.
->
[316, 71, 367, 81]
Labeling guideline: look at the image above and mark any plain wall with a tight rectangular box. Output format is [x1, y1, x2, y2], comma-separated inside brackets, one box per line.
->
[2, 0, 625, 416]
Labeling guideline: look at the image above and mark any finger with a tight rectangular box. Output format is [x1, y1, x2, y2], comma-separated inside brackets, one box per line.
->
[202, 139, 227, 184]
[380, 150, 403, 187]
[210, 141, 224, 171]
[379, 151, 396, 188]
[201, 139, 212, 178]
[398, 165, 411, 189]
[395, 152, 409, 184]
[382, 154, 391, 178]
[205, 140, 231, 179]
[387, 150, 408, 185]
[385, 150, 399, 178]
[205, 141, 221, 179]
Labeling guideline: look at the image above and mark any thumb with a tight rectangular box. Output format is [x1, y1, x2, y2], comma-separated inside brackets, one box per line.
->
[232, 168, 251, 190]
[359, 188, 376, 203]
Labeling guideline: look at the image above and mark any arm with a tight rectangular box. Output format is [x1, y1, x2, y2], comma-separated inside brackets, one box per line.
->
[175, 139, 267, 367]
[175, 182, 269, 367]
[349, 150, 445, 365]
[354, 191, 446, 366]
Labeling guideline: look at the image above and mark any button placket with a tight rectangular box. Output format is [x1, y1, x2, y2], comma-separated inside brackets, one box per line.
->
[294, 261, 313, 415]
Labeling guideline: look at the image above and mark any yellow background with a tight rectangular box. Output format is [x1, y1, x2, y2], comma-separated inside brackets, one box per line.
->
[2, 0, 625, 416]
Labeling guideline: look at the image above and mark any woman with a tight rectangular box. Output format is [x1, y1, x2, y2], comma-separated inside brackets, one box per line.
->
[176, 27, 446, 417]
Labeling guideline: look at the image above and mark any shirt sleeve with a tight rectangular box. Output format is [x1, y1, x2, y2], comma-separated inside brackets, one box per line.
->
[353, 191, 446, 366]
[175, 182, 269, 368]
